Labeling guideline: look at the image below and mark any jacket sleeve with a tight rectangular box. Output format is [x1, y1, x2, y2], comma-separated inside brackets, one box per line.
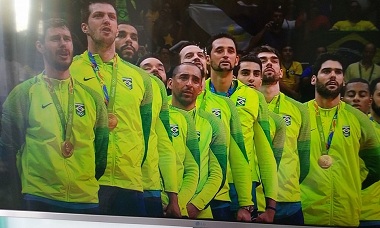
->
[296, 102, 311, 183]
[156, 119, 178, 193]
[190, 151, 222, 210]
[253, 121, 278, 201]
[178, 146, 199, 216]
[190, 111, 226, 210]
[91, 86, 109, 180]
[269, 111, 286, 169]
[140, 72, 153, 165]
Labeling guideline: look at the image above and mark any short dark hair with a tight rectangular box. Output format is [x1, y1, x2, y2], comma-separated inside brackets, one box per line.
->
[80, 0, 116, 23]
[312, 52, 346, 76]
[370, 77, 380, 96]
[136, 53, 160, 67]
[206, 33, 237, 55]
[38, 18, 70, 43]
[172, 62, 204, 79]
[252, 45, 282, 65]
[342, 78, 370, 95]
[234, 54, 262, 76]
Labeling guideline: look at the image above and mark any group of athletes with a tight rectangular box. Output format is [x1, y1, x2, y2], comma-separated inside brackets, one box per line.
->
[1, 1, 380, 227]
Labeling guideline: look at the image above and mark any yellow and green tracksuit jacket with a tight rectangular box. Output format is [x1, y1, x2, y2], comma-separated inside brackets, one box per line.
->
[268, 93, 310, 204]
[197, 88, 253, 207]
[215, 79, 278, 202]
[360, 115, 380, 222]
[142, 76, 177, 194]
[301, 101, 380, 227]
[189, 108, 227, 219]
[0, 74, 109, 203]
[256, 111, 286, 211]
[70, 52, 152, 192]
[163, 105, 199, 216]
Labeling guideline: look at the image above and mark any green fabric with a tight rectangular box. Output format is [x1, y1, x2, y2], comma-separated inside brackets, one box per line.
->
[268, 111, 286, 168]
[360, 116, 380, 221]
[198, 85, 253, 206]
[227, 80, 277, 201]
[71, 52, 152, 192]
[141, 77, 177, 193]
[268, 93, 310, 203]
[164, 105, 199, 216]
[285, 96, 311, 183]
[1, 74, 109, 203]
[301, 101, 380, 226]
[77, 82, 109, 180]
[190, 108, 226, 212]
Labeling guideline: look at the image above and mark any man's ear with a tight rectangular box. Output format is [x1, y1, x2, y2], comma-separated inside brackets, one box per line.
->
[206, 55, 210, 65]
[311, 75, 317, 85]
[279, 68, 283, 79]
[36, 41, 44, 54]
[167, 78, 173, 90]
[81, 23, 89, 34]
[234, 55, 240, 66]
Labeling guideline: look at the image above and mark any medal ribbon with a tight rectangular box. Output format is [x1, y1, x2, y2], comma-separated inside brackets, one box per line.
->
[273, 94, 281, 114]
[209, 80, 236, 97]
[313, 101, 339, 155]
[44, 76, 75, 142]
[88, 52, 118, 113]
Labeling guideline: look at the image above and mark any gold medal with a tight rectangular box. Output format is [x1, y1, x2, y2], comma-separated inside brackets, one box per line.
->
[61, 141, 74, 158]
[318, 155, 333, 169]
[108, 113, 118, 130]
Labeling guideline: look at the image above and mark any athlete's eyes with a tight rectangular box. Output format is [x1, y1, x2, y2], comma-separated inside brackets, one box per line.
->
[240, 70, 250, 76]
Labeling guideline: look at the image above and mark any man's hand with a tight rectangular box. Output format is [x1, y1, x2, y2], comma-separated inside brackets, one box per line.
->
[186, 203, 200, 219]
[255, 209, 275, 223]
[165, 192, 181, 218]
[255, 198, 276, 223]
[236, 208, 252, 222]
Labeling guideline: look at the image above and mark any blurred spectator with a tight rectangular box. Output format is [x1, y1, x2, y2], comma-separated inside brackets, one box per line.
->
[141, 0, 161, 46]
[246, 5, 291, 52]
[300, 46, 327, 102]
[296, 0, 331, 41]
[345, 42, 380, 83]
[280, 45, 302, 100]
[152, 1, 183, 50]
[157, 44, 175, 79]
[330, 0, 378, 31]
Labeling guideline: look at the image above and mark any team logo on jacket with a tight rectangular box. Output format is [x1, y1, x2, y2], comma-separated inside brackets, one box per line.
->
[171, 124, 179, 137]
[196, 131, 201, 141]
[342, 125, 350, 137]
[236, 96, 246, 106]
[212, 108, 221, 119]
[75, 103, 85, 117]
[283, 115, 291, 126]
[122, 77, 133, 90]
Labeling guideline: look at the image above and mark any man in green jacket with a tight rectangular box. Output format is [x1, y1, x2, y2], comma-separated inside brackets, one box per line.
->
[0, 18, 108, 213]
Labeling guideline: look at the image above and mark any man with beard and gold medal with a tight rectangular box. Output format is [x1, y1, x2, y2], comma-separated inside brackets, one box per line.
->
[301, 53, 380, 227]
[0, 18, 109, 213]
[70, 1, 153, 216]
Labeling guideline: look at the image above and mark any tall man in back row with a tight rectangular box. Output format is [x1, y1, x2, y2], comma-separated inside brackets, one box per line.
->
[301, 52, 380, 226]
[178, 42, 254, 221]
[252, 45, 310, 225]
[70, 0, 153, 216]
[205, 33, 278, 222]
